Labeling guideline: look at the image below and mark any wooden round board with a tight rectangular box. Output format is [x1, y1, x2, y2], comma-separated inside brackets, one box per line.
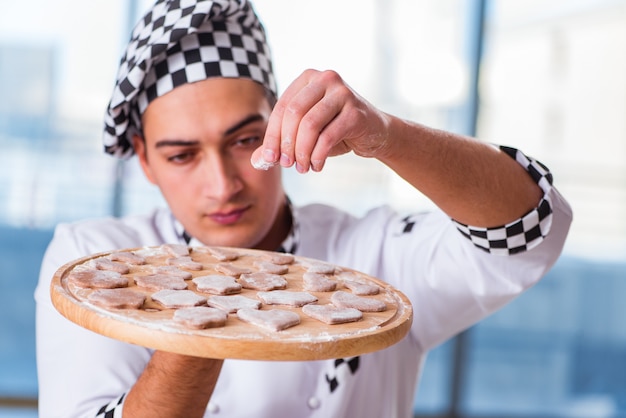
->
[50, 245, 413, 361]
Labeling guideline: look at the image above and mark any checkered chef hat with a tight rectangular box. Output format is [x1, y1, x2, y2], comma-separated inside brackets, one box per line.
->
[103, 0, 277, 159]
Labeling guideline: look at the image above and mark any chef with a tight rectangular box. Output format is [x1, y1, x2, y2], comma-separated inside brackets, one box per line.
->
[35, 0, 572, 417]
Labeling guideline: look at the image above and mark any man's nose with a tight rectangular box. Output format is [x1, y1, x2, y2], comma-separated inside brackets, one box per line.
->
[201, 154, 243, 201]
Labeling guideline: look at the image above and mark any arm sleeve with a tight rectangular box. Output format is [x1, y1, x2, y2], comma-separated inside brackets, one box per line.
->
[35, 224, 150, 418]
[452, 145, 555, 255]
[378, 146, 573, 352]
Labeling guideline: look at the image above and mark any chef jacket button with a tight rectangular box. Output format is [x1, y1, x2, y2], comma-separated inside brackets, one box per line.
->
[207, 402, 220, 414]
[307, 396, 321, 409]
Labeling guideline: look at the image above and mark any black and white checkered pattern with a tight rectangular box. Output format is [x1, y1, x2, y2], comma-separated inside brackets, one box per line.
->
[103, 0, 277, 159]
[325, 357, 360, 393]
[95, 393, 125, 418]
[453, 146, 554, 255]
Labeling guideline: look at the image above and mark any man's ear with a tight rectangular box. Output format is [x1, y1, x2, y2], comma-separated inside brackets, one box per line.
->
[132, 134, 157, 185]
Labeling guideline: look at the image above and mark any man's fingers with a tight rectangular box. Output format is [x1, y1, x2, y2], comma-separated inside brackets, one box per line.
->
[260, 71, 316, 168]
[293, 96, 345, 172]
[256, 69, 367, 173]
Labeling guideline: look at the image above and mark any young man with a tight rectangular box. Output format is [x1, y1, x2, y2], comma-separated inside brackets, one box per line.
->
[35, 1, 572, 417]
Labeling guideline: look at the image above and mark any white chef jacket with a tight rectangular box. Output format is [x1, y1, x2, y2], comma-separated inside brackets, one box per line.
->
[35, 153, 572, 418]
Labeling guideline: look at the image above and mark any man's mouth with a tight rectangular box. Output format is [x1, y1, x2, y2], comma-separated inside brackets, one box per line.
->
[207, 206, 250, 225]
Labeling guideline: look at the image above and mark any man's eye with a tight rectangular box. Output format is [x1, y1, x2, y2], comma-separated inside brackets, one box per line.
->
[234, 136, 261, 147]
[167, 152, 194, 163]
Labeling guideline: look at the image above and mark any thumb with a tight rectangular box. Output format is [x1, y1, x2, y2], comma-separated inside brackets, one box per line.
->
[250, 146, 278, 171]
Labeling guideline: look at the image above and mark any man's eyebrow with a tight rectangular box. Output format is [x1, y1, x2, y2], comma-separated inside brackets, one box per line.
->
[155, 139, 198, 148]
[153, 114, 266, 148]
[224, 114, 265, 136]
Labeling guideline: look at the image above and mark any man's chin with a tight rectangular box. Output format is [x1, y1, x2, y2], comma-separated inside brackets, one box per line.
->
[193, 230, 260, 250]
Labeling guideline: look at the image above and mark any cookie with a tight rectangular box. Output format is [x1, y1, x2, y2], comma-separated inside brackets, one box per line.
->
[207, 295, 261, 313]
[237, 308, 300, 331]
[149, 265, 193, 280]
[167, 256, 203, 271]
[109, 251, 146, 265]
[204, 247, 240, 261]
[161, 243, 190, 257]
[193, 275, 242, 295]
[151, 289, 206, 308]
[134, 274, 188, 291]
[68, 269, 128, 289]
[330, 291, 387, 312]
[90, 258, 130, 274]
[87, 288, 146, 309]
[173, 306, 228, 329]
[214, 263, 253, 277]
[257, 290, 318, 307]
[302, 272, 337, 292]
[262, 253, 294, 265]
[253, 260, 289, 275]
[239, 272, 288, 291]
[302, 304, 363, 325]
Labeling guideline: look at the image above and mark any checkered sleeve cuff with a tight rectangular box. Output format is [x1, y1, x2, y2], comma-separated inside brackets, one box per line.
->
[95, 393, 126, 418]
[453, 145, 554, 255]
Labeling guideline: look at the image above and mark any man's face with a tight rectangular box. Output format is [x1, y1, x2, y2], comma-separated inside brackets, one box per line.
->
[134, 78, 288, 250]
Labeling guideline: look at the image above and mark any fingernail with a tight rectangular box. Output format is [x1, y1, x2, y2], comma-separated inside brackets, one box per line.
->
[280, 153, 291, 166]
[263, 148, 276, 162]
[296, 162, 307, 173]
[311, 160, 324, 172]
